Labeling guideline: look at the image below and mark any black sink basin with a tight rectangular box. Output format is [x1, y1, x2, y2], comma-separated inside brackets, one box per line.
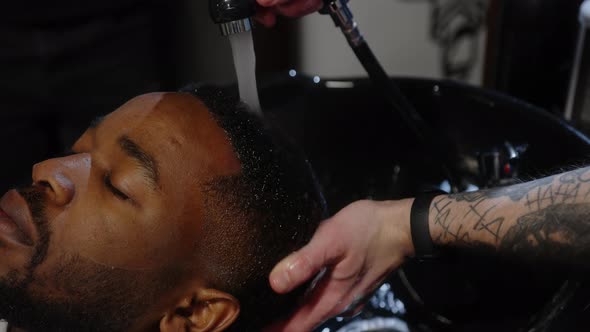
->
[258, 74, 590, 331]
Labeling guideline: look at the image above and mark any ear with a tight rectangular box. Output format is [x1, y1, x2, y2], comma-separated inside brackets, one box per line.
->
[160, 288, 240, 332]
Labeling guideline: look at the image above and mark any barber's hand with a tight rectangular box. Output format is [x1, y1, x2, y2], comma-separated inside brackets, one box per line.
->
[255, 0, 323, 27]
[266, 199, 415, 332]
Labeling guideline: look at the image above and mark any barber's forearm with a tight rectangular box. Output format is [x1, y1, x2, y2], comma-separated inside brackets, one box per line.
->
[428, 166, 590, 267]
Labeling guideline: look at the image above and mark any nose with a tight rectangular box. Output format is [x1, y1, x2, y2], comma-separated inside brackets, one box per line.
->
[32, 153, 91, 206]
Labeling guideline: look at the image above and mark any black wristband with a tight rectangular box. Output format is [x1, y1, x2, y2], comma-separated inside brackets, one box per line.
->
[410, 191, 445, 259]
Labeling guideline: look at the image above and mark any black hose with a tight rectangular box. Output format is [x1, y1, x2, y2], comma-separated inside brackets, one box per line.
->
[352, 41, 428, 145]
[351, 40, 459, 188]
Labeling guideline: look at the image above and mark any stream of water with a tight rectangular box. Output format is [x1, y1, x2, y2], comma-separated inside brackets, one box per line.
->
[229, 30, 262, 115]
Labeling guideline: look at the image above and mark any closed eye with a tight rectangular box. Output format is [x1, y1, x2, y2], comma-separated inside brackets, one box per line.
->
[104, 173, 130, 201]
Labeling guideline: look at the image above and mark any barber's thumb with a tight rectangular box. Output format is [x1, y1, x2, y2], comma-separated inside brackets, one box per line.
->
[270, 249, 318, 294]
[255, 8, 277, 27]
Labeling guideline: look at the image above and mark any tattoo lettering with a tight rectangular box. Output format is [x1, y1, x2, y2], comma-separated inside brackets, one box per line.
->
[432, 196, 504, 244]
[430, 166, 590, 267]
[449, 167, 590, 205]
[465, 198, 505, 242]
[524, 181, 581, 212]
[432, 197, 470, 243]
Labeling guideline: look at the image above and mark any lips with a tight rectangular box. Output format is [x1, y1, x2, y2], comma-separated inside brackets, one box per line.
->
[0, 189, 36, 247]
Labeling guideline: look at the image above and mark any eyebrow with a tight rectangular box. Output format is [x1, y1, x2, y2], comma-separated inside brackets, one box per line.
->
[118, 135, 160, 190]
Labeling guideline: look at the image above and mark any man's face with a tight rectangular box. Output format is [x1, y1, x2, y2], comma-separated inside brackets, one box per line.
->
[0, 93, 241, 331]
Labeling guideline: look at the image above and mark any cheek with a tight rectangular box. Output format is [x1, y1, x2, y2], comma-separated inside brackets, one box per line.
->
[49, 205, 188, 270]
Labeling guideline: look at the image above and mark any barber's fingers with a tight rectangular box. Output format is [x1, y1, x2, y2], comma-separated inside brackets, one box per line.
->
[269, 243, 329, 294]
[255, 0, 322, 27]
[274, 0, 323, 18]
[269, 252, 315, 294]
[257, 0, 320, 9]
[255, 7, 278, 27]
[254, 0, 285, 27]
[268, 269, 378, 332]
[257, 0, 291, 7]
[270, 272, 356, 331]
[270, 220, 343, 294]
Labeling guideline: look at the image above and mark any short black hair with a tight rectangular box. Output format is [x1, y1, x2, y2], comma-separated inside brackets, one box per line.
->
[179, 85, 327, 330]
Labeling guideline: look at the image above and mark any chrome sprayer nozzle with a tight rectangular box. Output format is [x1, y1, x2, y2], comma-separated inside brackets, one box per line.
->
[209, 0, 256, 36]
[219, 18, 253, 36]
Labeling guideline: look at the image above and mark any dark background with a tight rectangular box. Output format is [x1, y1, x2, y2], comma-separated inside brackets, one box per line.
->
[0, 0, 589, 331]
[0, 0, 585, 190]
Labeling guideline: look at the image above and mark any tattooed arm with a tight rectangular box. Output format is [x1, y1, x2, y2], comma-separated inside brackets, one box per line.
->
[430, 166, 590, 266]
[265, 167, 590, 331]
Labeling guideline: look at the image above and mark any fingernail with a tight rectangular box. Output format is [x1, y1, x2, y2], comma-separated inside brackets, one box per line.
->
[273, 257, 308, 292]
[272, 272, 290, 293]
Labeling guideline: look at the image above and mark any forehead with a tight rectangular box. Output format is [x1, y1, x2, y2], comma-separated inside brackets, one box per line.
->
[100, 92, 241, 179]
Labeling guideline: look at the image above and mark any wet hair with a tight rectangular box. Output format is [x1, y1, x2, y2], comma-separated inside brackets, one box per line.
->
[179, 85, 327, 330]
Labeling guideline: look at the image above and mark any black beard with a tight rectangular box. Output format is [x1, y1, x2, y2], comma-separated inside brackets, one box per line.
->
[0, 186, 174, 332]
[0, 254, 155, 332]
[0, 186, 76, 331]
[0, 187, 50, 289]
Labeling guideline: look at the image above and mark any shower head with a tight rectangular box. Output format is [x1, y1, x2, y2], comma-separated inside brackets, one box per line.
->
[209, 0, 257, 36]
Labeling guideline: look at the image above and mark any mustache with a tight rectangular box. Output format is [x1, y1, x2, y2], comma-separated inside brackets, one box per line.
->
[16, 186, 46, 222]
[16, 186, 51, 271]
